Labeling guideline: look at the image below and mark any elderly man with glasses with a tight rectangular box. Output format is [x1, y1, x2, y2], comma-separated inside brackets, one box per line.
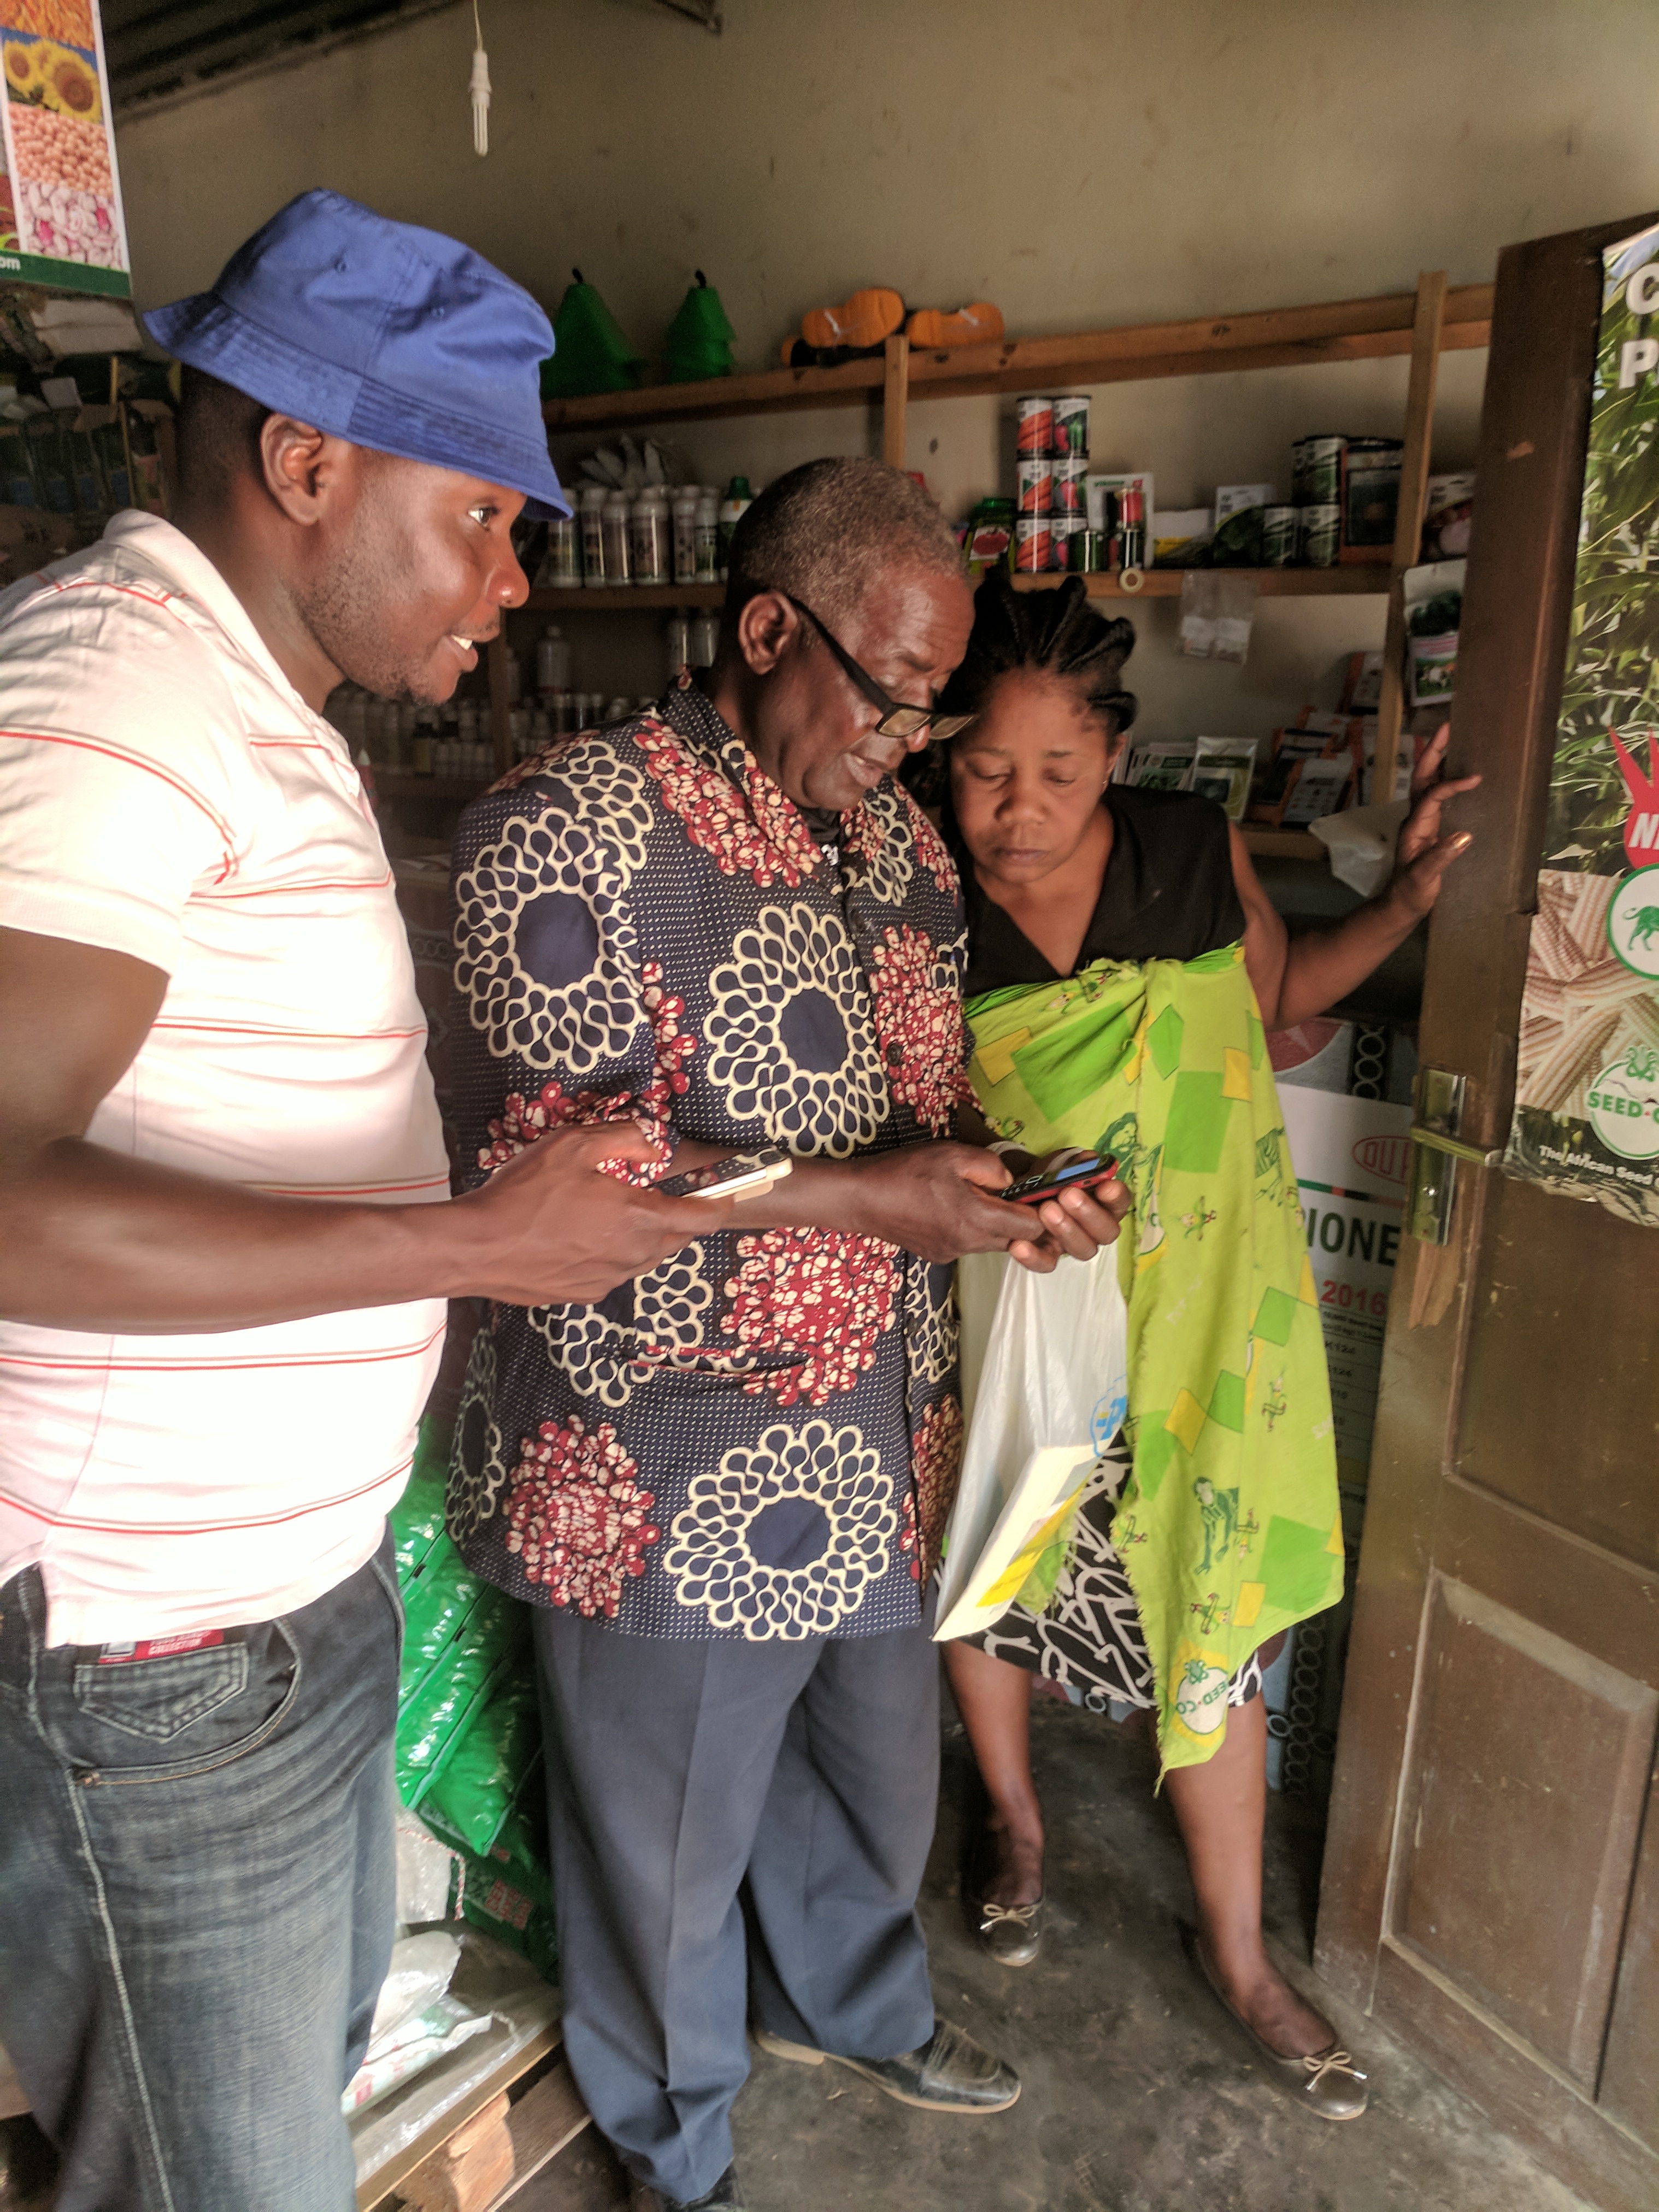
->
[446, 457, 1125, 2212]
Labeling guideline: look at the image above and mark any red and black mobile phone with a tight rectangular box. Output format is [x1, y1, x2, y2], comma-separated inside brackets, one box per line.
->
[1002, 1152, 1119, 1207]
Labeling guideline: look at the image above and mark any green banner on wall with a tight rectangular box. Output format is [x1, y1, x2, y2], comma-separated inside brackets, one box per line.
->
[1504, 219, 1659, 1227]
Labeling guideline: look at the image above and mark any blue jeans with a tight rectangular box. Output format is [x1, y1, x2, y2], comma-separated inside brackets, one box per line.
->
[0, 1536, 402, 2212]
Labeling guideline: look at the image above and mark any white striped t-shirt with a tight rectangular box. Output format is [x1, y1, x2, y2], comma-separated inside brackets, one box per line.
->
[0, 512, 449, 1648]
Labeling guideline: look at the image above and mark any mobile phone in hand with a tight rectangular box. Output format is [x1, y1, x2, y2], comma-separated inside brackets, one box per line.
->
[1002, 1152, 1119, 1208]
[658, 1145, 793, 1202]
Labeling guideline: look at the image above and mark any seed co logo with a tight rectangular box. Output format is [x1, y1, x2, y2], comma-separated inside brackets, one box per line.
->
[1586, 1042, 1659, 1160]
[1607, 863, 1659, 981]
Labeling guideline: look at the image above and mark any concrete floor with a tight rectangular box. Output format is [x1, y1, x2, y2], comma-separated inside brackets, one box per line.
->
[519, 1693, 1594, 2212]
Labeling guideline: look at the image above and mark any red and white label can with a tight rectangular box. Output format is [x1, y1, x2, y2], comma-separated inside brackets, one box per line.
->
[1051, 457, 1089, 515]
[1016, 457, 1054, 514]
[1015, 396, 1055, 456]
[1014, 514, 1054, 572]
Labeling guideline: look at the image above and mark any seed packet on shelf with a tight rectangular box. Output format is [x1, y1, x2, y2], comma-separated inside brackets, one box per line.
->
[1280, 756, 1355, 826]
[1122, 738, 1196, 792]
[1339, 650, 1385, 714]
[1188, 734, 1258, 822]
[1248, 727, 1333, 823]
[1086, 469, 1152, 538]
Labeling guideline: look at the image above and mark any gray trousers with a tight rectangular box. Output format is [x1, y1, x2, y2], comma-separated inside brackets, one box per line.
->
[533, 1602, 940, 2204]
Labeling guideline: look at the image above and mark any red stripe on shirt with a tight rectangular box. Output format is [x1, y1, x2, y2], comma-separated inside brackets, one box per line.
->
[43, 579, 178, 613]
[195, 870, 394, 899]
[0, 1455, 415, 1537]
[0, 727, 237, 868]
[0, 1323, 446, 1376]
[148, 1020, 428, 1041]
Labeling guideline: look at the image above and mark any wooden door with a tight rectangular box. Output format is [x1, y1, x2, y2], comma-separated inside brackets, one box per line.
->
[1315, 214, 1659, 2212]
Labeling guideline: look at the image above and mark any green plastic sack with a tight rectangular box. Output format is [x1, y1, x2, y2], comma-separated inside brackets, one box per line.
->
[396, 1580, 521, 1803]
[398, 1538, 487, 1708]
[388, 1415, 552, 1908]
[390, 1417, 451, 1585]
[419, 1633, 540, 1855]
[452, 1842, 558, 1985]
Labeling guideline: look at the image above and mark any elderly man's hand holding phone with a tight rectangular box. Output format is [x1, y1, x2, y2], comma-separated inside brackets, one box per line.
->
[662, 1134, 1128, 1273]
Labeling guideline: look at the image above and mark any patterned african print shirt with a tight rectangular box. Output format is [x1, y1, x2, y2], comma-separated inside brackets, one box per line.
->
[445, 677, 969, 1642]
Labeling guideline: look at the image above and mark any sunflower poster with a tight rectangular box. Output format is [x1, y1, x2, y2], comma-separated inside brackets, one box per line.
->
[0, 0, 128, 297]
[1503, 219, 1659, 1227]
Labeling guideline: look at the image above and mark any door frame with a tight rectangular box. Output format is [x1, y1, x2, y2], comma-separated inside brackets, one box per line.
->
[1314, 212, 1659, 2211]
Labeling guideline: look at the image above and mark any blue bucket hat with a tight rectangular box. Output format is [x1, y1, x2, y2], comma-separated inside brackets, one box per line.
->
[144, 189, 568, 517]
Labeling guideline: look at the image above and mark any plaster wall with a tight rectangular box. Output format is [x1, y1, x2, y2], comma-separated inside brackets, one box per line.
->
[108, 0, 1659, 736]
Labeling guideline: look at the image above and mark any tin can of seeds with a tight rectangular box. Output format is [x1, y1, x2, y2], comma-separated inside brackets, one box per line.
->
[1016, 457, 1054, 514]
[1051, 456, 1089, 515]
[1298, 503, 1342, 568]
[1051, 395, 1090, 457]
[1015, 396, 1055, 456]
[1049, 511, 1086, 570]
[1342, 436, 1404, 554]
[1069, 526, 1106, 573]
[1014, 514, 1054, 572]
[1292, 435, 1345, 507]
[1261, 506, 1299, 567]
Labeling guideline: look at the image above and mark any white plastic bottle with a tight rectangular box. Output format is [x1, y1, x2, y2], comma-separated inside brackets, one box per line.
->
[537, 623, 572, 700]
[631, 489, 670, 586]
[672, 488, 699, 586]
[664, 609, 691, 682]
[602, 491, 633, 586]
[580, 485, 608, 586]
[694, 489, 719, 583]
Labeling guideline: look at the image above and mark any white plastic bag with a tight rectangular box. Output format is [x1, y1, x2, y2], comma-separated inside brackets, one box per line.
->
[934, 1248, 1128, 1642]
[365, 1930, 461, 2053]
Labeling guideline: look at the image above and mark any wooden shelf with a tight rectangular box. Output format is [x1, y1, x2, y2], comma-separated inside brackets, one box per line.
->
[1240, 826, 1326, 861]
[543, 284, 1493, 432]
[523, 571, 1386, 612]
[523, 583, 722, 611]
[1014, 565, 1391, 599]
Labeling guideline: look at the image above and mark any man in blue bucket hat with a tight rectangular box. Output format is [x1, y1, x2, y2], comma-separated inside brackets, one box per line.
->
[0, 190, 730, 2211]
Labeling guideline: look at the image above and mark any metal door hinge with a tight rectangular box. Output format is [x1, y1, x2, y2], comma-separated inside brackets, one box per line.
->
[1407, 1069, 1499, 1244]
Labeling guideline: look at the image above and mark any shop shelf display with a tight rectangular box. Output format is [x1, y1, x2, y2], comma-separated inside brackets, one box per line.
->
[469, 276, 1491, 842]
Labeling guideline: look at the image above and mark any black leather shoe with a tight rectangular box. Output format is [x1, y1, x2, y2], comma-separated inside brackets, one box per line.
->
[754, 2015, 1020, 2113]
[627, 2162, 748, 2211]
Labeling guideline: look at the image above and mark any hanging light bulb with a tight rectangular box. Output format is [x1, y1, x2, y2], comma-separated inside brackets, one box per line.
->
[470, 0, 491, 156]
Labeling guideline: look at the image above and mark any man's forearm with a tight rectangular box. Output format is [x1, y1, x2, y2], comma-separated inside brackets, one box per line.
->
[668, 1142, 880, 1238]
[0, 1137, 482, 1333]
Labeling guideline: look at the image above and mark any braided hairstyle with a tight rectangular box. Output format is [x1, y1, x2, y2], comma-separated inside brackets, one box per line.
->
[904, 572, 1138, 809]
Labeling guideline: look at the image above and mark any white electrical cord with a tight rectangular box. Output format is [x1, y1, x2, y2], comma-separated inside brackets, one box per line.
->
[470, 0, 491, 156]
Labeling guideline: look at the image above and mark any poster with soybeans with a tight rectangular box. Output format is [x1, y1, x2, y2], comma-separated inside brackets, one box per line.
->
[0, 0, 128, 296]
[1504, 217, 1659, 1226]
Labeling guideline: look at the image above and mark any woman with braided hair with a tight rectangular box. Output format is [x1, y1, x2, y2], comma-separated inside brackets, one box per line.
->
[926, 572, 1478, 2118]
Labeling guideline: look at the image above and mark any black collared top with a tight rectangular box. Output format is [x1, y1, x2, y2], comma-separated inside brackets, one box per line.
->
[961, 786, 1245, 999]
[444, 678, 970, 1642]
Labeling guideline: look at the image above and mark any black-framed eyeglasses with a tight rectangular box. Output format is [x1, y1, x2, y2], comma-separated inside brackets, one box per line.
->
[787, 596, 974, 744]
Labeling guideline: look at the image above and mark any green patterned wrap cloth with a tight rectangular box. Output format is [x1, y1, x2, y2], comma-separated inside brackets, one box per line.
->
[965, 942, 1343, 1774]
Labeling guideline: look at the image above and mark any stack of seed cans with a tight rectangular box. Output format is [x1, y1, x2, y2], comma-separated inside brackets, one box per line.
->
[1290, 436, 1402, 566]
[1014, 393, 1092, 571]
[1292, 436, 1345, 568]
